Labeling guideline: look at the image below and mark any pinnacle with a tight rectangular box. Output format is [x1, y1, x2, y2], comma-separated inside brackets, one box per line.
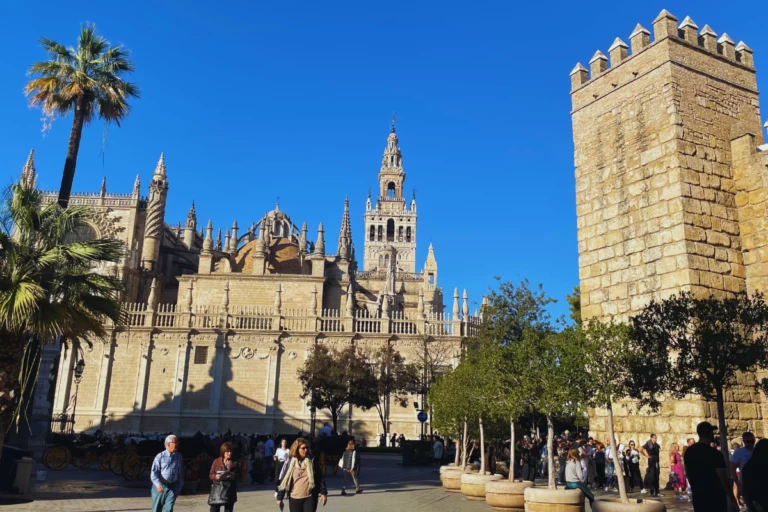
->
[24, 148, 35, 170]
[700, 24, 717, 37]
[589, 50, 608, 63]
[735, 41, 753, 52]
[570, 62, 588, 75]
[630, 23, 650, 37]
[653, 9, 677, 22]
[154, 152, 167, 177]
[609, 37, 628, 50]
[21, 148, 36, 187]
[678, 16, 698, 29]
[718, 33, 734, 44]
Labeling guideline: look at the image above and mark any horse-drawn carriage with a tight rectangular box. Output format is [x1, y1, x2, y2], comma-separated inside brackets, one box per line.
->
[41, 432, 117, 470]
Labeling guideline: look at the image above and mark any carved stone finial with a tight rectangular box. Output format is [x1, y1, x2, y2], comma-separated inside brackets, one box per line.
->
[100, 176, 107, 197]
[20, 149, 36, 189]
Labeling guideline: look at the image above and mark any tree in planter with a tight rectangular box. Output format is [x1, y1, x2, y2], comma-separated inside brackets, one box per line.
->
[517, 327, 589, 489]
[630, 292, 768, 462]
[428, 368, 465, 466]
[297, 344, 375, 432]
[362, 344, 416, 444]
[581, 320, 636, 504]
[0, 181, 123, 450]
[25, 24, 139, 209]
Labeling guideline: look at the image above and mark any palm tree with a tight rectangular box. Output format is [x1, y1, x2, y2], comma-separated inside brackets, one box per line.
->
[25, 24, 139, 208]
[0, 176, 123, 450]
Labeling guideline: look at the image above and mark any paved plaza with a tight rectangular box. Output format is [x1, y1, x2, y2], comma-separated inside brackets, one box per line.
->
[3, 454, 695, 512]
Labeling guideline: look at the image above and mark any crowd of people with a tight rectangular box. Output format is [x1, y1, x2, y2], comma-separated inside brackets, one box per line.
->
[149, 425, 363, 512]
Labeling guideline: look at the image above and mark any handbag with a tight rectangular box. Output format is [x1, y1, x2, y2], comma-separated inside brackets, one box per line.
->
[208, 480, 234, 506]
[338, 457, 344, 469]
[669, 472, 679, 483]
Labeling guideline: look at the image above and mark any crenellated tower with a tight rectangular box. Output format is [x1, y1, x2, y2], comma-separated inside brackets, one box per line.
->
[140, 153, 169, 271]
[363, 117, 417, 273]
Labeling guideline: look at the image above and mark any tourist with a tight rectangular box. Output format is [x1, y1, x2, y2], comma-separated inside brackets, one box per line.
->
[521, 439, 536, 482]
[731, 432, 756, 510]
[274, 439, 290, 493]
[594, 442, 606, 489]
[150, 434, 184, 512]
[319, 423, 332, 437]
[379, 433, 386, 447]
[557, 437, 568, 484]
[584, 437, 596, 487]
[398, 433, 405, 447]
[264, 435, 275, 481]
[626, 441, 643, 493]
[340, 439, 362, 495]
[604, 438, 615, 491]
[684, 421, 735, 512]
[640, 434, 661, 497]
[685, 437, 695, 498]
[669, 442, 687, 500]
[390, 433, 397, 447]
[565, 447, 594, 506]
[742, 439, 768, 512]
[208, 441, 239, 512]
[276, 438, 328, 512]
[432, 436, 444, 472]
[446, 440, 457, 464]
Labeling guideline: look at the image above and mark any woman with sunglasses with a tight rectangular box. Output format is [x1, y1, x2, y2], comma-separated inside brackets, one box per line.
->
[626, 441, 643, 493]
[276, 438, 327, 512]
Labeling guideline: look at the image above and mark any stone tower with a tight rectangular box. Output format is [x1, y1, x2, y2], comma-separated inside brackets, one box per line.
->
[140, 153, 169, 271]
[363, 117, 418, 273]
[571, 10, 767, 445]
[183, 201, 197, 249]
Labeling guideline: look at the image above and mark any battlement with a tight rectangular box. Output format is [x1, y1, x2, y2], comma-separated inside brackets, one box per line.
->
[571, 9, 755, 95]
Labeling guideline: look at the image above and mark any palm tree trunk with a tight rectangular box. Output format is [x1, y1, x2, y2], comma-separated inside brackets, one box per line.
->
[57, 95, 87, 209]
[509, 418, 515, 482]
[607, 401, 628, 503]
[547, 415, 555, 490]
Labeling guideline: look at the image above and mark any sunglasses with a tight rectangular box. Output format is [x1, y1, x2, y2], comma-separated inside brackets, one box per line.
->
[299, 446, 308, 451]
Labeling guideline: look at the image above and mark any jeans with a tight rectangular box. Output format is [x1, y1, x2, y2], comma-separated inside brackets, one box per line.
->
[343, 469, 359, 491]
[565, 481, 595, 504]
[151, 484, 178, 512]
[605, 461, 615, 488]
[558, 458, 566, 483]
[209, 506, 234, 512]
[289, 495, 319, 512]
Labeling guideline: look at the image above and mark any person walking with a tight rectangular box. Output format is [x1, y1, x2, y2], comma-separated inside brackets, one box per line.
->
[208, 442, 239, 512]
[150, 434, 184, 512]
[742, 439, 768, 512]
[731, 432, 756, 511]
[565, 447, 595, 506]
[432, 436, 444, 473]
[684, 421, 737, 512]
[340, 439, 362, 495]
[640, 434, 661, 497]
[604, 439, 616, 491]
[274, 439, 290, 493]
[276, 438, 328, 512]
[626, 441, 643, 493]
[669, 443, 687, 501]
[264, 435, 275, 482]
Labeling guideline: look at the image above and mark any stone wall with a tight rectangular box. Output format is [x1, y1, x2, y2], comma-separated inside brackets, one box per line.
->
[571, 9, 767, 470]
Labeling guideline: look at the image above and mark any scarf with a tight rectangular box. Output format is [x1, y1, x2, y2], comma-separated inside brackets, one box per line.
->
[278, 457, 314, 494]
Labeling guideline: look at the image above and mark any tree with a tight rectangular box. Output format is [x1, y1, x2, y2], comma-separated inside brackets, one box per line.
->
[0, 180, 123, 450]
[25, 24, 139, 208]
[363, 345, 416, 443]
[630, 292, 768, 462]
[297, 344, 374, 432]
[567, 286, 581, 326]
[480, 278, 557, 346]
[582, 319, 635, 503]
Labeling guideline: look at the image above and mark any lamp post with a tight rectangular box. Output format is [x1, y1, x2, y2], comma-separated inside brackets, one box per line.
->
[70, 359, 86, 432]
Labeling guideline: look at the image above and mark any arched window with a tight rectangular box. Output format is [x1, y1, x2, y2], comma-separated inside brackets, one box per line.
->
[386, 219, 395, 242]
[63, 223, 98, 244]
[398, 226, 403, 242]
[377, 225, 383, 242]
[406, 226, 411, 243]
[387, 182, 396, 199]
[369, 225, 375, 241]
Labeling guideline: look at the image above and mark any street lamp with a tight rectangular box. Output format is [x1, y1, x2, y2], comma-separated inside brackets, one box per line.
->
[70, 359, 86, 432]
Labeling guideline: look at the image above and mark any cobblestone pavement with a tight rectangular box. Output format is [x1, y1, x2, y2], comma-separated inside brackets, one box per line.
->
[6, 456, 694, 511]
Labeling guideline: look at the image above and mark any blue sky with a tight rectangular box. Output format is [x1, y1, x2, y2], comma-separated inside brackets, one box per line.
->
[1, 1, 766, 320]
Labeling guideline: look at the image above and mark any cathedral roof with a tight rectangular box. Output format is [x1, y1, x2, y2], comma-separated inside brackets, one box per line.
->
[234, 237, 302, 274]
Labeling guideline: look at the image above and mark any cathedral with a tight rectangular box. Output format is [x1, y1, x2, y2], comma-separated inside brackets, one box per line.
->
[28, 123, 479, 441]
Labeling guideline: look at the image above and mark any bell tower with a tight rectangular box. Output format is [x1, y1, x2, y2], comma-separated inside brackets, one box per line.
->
[363, 116, 417, 273]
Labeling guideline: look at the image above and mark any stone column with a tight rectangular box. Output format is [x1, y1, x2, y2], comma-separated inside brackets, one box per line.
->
[208, 335, 226, 432]
[52, 343, 75, 415]
[94, 337, 116, 429]
[130, 336, 153, 432]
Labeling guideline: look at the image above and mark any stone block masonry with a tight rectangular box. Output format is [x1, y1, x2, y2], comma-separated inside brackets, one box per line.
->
[571, 8, 768, 468]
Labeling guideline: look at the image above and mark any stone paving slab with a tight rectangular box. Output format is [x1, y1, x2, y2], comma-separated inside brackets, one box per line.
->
[5, 456, 693, 511]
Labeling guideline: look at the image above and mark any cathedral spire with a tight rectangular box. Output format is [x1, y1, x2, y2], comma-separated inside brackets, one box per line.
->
[186, 201, 197, 227]
[132, 174, 141, 197]
[338, 196, 352, 258]
[154, 153, 167, 178]
[100, 176, 107, 197]
[20, 149, 36, 189]
[381, 122, 403, 172]
[315, 223, 325, 257]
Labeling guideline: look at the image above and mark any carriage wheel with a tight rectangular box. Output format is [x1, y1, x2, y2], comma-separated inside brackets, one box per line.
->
[121, 452, 142, 481]
[43, 446, 71, 470]
[73, 450, 98, 468]
[98, 451, 112, 471]
[110, 450, 126, 475]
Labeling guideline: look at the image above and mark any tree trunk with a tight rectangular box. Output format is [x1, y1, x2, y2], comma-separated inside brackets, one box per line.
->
[331, 409, 338, 433]
[455, 429, 460, 465]
[607, 401, 628, 503]
[715, 386, 730, 463]
[57, 95, 87, 209]
[479, 414, 486, 476]
[509, 418, 515, 482]
[547, 415, 555, 490]
[461, 417, 468, 467]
